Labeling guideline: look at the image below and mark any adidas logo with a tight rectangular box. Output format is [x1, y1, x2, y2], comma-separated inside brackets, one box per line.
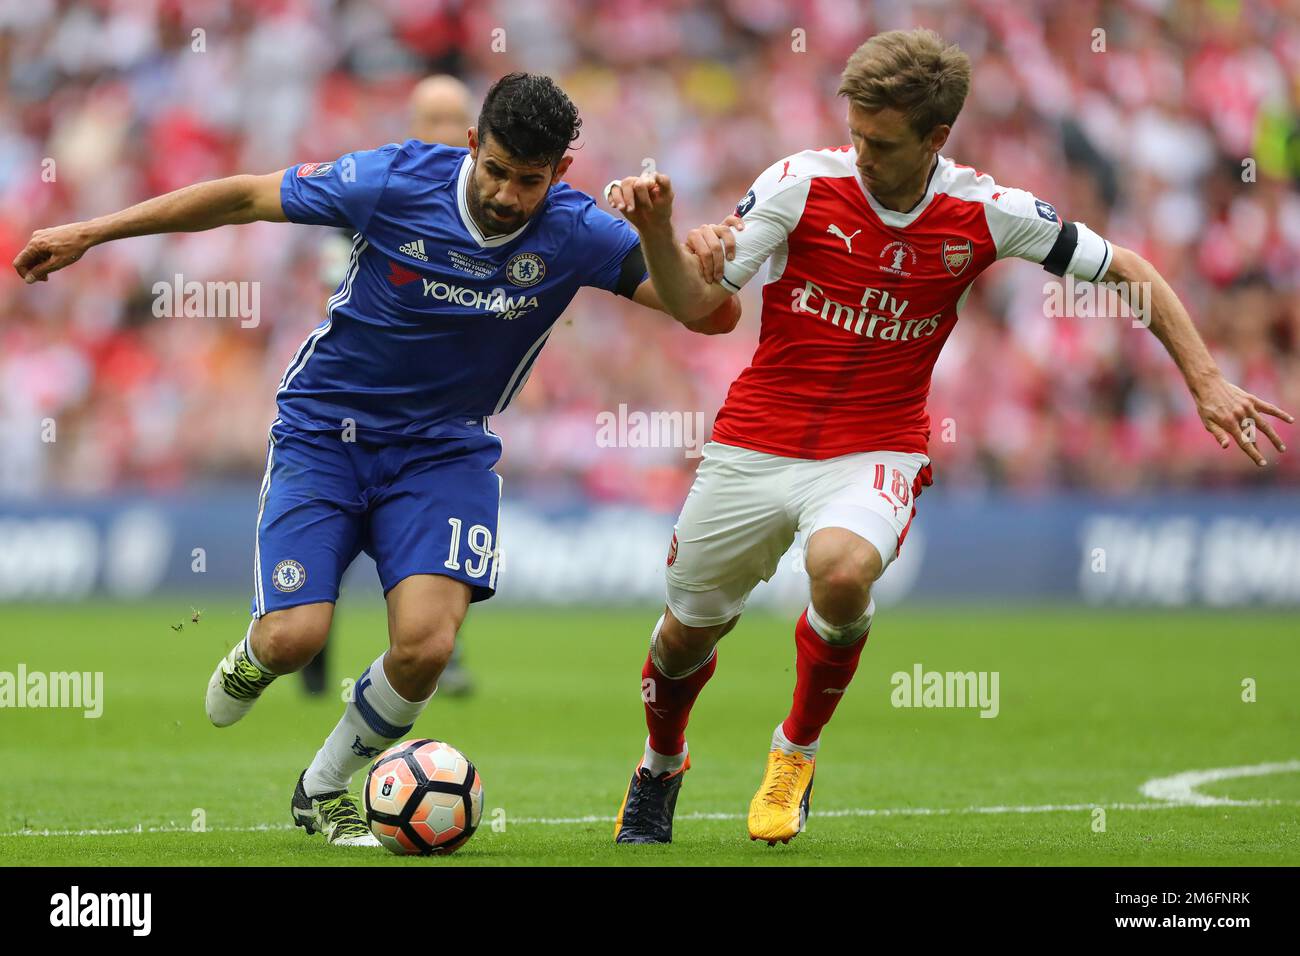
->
[399, 238, 429, 261]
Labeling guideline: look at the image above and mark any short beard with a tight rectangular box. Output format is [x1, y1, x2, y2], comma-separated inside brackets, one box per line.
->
[467, 162, 525, 236]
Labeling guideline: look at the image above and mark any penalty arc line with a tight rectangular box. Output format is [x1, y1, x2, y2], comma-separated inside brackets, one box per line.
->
[1139, 758, 1300, 806]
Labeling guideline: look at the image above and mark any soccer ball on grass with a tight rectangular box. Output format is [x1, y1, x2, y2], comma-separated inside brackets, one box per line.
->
[364, 739, 483, 855]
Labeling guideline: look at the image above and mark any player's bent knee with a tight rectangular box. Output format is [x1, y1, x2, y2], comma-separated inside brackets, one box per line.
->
[387, 645, 453, 687]
[662, 608, 733, 648]
[388, 623, 457, 679]
[253, 603, 333, 673]
[814, 564, 874, 602]
[383, 574, 470, 692]
[805, 528, 881, 624]
[806, 528, 882, 589]
[657, 624, 715, 668]
[656, 607, 735, 676]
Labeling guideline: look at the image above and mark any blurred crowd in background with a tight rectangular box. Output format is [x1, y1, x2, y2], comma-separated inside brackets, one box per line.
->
[2, 0, 1298, 506]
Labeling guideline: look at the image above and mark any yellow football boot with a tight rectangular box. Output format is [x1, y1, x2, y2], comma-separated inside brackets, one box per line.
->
[747, 748, 814, 845]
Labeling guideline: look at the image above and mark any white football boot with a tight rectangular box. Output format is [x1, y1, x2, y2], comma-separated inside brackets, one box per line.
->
[205, 638, 277, 727]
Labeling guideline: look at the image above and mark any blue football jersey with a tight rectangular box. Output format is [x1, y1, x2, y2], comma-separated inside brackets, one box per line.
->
[276, 141, 645, 441]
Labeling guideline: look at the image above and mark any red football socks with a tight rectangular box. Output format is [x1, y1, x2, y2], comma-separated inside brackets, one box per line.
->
[642, 647, 717, 756]
[781, 608, 869, 746]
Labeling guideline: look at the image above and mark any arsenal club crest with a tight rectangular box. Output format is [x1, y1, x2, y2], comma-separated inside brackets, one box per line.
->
[942, 238, 973, 277]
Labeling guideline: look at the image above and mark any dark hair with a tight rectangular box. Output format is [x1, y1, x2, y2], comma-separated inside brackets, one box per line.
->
[477, 72, 581, 167]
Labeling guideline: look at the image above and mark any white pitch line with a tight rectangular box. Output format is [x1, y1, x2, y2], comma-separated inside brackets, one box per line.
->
[5, 800, 1296, 838]
[5, 823, 295, 837]
[485, 797, 1300, 826]
[6, 760, 1296, 838]
[1139, 759, 1300, 806]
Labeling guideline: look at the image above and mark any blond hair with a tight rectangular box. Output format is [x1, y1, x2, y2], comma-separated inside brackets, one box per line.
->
[838, 29, 972, 137]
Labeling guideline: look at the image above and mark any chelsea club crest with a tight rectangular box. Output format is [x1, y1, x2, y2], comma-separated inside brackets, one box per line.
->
[272, 559, 307, 592]
[506, 252, 546, 287]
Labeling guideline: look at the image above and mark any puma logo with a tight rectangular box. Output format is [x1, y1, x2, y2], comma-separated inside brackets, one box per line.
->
[822, 687, 846, 695]
[778, 160, 796, 181]
[827, 223, 861, 253]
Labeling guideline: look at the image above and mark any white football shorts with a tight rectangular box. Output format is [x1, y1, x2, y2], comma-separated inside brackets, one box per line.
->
[664, 440, 931, 627]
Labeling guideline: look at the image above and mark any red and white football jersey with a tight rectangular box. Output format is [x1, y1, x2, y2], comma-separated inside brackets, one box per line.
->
[713, 147, 1113, 459]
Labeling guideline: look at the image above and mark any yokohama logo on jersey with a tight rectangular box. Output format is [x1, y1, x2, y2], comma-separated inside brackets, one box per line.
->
[419, 278, 540, 319]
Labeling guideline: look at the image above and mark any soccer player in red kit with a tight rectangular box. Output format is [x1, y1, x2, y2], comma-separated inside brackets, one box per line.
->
[605, 28, 1293, 845]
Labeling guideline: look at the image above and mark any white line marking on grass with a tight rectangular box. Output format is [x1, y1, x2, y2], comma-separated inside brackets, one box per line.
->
[7, 801, 1296, 836]
[7, 760, 1296, 837]
[5, 823, 295, 837]
[1139, 759, 1300, 807]
[508, 798, 1299, 826]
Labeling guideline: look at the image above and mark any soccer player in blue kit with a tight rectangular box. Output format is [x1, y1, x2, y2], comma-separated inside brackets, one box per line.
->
[13, 73, 740, 846]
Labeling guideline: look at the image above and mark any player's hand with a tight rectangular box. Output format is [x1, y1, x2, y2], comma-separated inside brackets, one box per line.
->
[1192, 374, 1293, 466]
[684, 215, 744, 283]
[607, 172, 674, 235]
[13, 223, 95, 283]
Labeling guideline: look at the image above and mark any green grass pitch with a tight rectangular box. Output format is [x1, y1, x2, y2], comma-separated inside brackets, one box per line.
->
[0, 601, 1296, 866]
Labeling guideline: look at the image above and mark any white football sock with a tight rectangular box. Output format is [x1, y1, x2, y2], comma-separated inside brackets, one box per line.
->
[642, 737, 688, 776]
[772, 722, 819, 760]
[303, 652, 432, 796]
[242, 621, 272, 674]
[806, 598, 875, 645]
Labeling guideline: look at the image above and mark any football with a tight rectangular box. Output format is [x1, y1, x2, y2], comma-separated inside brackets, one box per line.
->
[364, 739, 484, 855]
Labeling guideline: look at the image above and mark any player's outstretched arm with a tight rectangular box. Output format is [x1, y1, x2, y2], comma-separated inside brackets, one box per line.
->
[631, 275, 741, 335]
[13, 170, 289, 284]
[1106, 244, 1294, 465]
[629, 215, 743, 334]
[608, 173, 735, 326]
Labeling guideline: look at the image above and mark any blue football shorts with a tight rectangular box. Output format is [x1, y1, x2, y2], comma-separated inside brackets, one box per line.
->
[250, 419, 503, 617]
